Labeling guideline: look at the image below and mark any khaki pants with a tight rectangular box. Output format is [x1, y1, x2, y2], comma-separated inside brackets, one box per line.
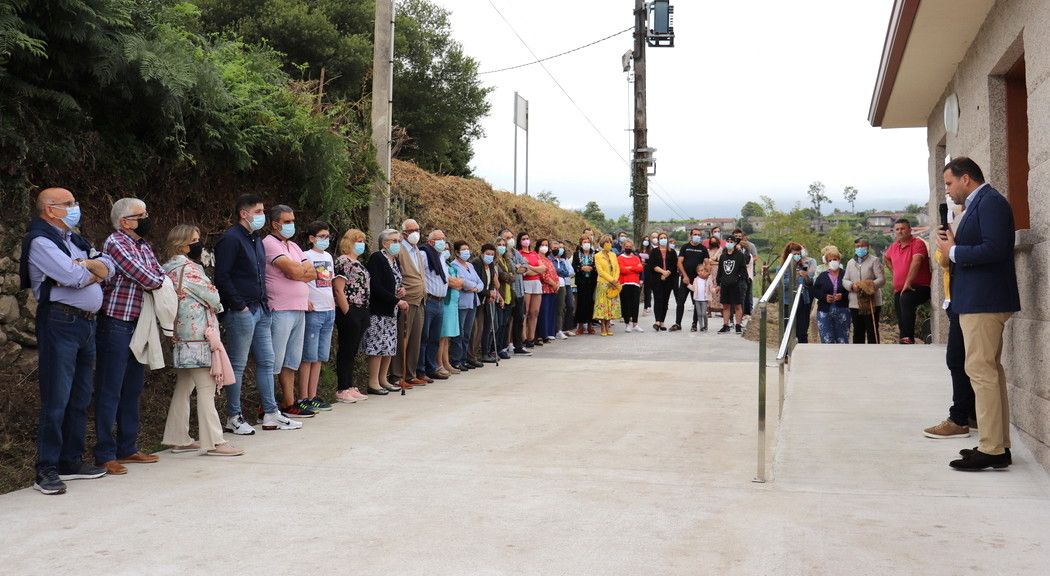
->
[959, 312, 1013, 455]
[391, 301, 424, 381]
[162, 368, 225, 451]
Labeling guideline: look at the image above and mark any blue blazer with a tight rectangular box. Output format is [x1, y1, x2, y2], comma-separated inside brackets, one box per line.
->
[950, 184, 1020, 314]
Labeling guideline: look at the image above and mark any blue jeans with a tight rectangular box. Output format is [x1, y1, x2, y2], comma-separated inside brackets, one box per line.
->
[451, 307, 476, 366]
[94, 316, 145, 463]
[270, 310, 306, 372]
[418, 297, 444, 375]
[303, 310, 335, 363]
[35, 305, 96, 474]
[817, 307, 851, 344]
[222, 307, 277, 416]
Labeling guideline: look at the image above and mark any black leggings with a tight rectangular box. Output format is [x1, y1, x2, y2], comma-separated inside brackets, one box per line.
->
[894, 286, 930, 340]
[336, 306, 370, 391]
[620, 284, 641, 324]
[652, 281, 674, 323]
[850, 306, 881, 343]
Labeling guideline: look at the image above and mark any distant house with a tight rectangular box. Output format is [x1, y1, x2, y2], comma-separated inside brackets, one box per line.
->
[865, 212, 897, 228]
[698, 217, 738, 230]
[746, 216, 768, 231]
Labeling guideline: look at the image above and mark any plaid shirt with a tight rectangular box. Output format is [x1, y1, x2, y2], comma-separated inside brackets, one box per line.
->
[101, 230, 166, 321]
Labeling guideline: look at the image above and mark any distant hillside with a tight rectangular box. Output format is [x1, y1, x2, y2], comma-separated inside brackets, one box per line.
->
[391, 160, 590, 247]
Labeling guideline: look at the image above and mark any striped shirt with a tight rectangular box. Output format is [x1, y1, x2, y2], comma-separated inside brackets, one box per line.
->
[101, 230, 165, 321]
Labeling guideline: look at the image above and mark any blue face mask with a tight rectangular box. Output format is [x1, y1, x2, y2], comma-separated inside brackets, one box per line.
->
[692, 235, 702, 244]
[659, 238, 668, 247]
[434, 239, 447, 252]
[249, 214, 266, 232]
[387, 242, 401, 256]
[314, 238, 330, 251]
[725, 242, 736, 250]
[280, 223, 295, 238]
[713, 232, 721, 239]
[354, 242, 366, 255]
[792, 253, 801, 262]
[497, 245, 507, 255]
[60, 205, 81, 229]
[483, 254, 494, 265]
[855, 247, 868, 258]
[459, 250, 471, 260]
[441, 250, 451, 261]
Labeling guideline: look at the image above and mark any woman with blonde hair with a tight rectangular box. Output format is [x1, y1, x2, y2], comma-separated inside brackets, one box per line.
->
[813, 245, 851, 343]
[592, 234, 622, 336]
[161, 224, 243, 456]
[332, 228, 371, 403]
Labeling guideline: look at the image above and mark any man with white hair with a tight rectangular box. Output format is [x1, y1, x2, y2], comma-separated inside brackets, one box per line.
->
[389, 218, 427, 388]
[93, 197, 166, 476]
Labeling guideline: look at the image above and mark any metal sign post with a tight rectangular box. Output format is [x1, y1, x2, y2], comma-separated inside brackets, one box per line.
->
[513, 93, 529, 195]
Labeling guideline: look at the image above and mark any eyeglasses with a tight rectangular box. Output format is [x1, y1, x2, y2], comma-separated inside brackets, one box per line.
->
[123, 212, 149, 220]
[48, 201, 79, 209]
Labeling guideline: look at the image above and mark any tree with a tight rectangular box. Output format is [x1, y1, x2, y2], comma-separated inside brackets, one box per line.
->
[578, 201, 606, 227]
[904, 203, 925, 214]
[741, 201, 765, 219]
[843, 185, 859, 213]
[536, 190, 558, 205]
[807, 181, 831, 229]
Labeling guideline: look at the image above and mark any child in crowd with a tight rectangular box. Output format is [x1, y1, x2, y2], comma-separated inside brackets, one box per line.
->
[689, 263, 710, 332]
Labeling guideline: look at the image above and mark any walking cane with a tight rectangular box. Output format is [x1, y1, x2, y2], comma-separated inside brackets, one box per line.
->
[489, 299, 500, 367]
[399, 314, 408, 396]
[869, 300, 880, 344]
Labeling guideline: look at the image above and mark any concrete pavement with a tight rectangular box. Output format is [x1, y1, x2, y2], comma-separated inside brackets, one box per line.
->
[2, 317, 1048, 575]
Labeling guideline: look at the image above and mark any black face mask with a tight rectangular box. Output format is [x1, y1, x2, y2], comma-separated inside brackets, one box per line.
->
[187, 241, 204, 261]
[134, 216, 153, 238]
[624, 248, 633, 254]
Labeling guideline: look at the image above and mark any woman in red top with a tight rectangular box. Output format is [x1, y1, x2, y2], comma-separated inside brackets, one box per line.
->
[537, 239, 560, 343]
[517, 231, 546, 347]
[617, 238, 645, 332]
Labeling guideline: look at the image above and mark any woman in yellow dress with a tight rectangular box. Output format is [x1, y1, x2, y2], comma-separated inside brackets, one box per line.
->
[592, 234, 622, 336]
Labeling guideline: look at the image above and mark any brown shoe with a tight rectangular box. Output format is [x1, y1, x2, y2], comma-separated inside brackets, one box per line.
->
[407, 377, 427, 386]
[923, 420, 970, 439]
[99, 460, 128, 475]
[431, 370, 450, 380]
[420, 375, 434, 384]
[399, 380, 415, 390]
[117, 452, 160, 464]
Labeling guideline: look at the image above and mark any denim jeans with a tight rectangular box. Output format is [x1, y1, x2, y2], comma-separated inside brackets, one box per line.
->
[817, 307, 851, 343]
[222, 307, 277, 416]
[418, 297, 444, 375]
[303, 309, 335, 363]
[452, 307, 476, 365]
[270, 310, 306, 372]
[93, 316, 145, 463]
[35, 305, 96, 474]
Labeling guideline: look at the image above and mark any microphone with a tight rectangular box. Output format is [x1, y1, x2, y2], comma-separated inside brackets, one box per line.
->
[938, 203, 950, 230]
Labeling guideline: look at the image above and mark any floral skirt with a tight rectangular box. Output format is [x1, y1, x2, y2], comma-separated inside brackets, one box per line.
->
[592, 283, 622, 320]
[364, 314, 398, 356]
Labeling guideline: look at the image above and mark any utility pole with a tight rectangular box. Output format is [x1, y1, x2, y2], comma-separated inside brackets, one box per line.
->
[369, 0, 395, 242]
[631, 0, 649, 243]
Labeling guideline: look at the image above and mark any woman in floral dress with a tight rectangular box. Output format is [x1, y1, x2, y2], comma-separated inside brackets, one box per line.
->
[364, 229, 407, 395]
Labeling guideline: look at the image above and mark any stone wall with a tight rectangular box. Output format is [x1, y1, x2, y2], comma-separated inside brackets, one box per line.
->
[923, 0, 1050, 472]
[0, 222, 37, 359]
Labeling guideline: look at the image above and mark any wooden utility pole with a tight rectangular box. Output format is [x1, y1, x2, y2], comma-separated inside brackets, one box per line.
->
[369, 0, 395, 242]
[631, 0, 649, 242]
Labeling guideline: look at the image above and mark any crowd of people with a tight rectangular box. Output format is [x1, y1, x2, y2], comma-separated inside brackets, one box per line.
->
[23, 157, 1014, 495]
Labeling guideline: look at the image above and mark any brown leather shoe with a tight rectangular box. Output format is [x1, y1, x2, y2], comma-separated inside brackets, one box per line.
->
[117, 452, 159, 464]
[399, 380, 415, 390]
[420, 375, 434, 384]
[407, 377, 427, 386]
[99, 460, 127, 475]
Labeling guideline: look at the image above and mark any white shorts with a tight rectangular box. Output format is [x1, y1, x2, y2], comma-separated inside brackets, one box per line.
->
[523, 279, 543, 295]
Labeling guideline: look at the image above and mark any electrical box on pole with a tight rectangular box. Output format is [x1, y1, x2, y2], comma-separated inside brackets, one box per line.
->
[647, 0, 674, 47]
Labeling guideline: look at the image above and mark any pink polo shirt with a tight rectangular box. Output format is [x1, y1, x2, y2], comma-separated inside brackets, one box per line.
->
[263, 235, 309, 311]
[885, 237, 931, 292]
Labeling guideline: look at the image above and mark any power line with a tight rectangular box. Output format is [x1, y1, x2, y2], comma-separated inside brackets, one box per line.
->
[478, 27, 633, 75]
[485, 0, 690, 221]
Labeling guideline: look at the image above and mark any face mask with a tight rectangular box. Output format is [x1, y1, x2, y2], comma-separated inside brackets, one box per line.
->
[643, 240, 649, 247]
[133, 216, 153, 237]
[280, 223, 295, 239]
[354, 242, 366, 255]
[582, 243, 592, 251]
[602, 243, 612, 251]
[441, 250, 451, 260]
[828, 260, 841, 271]
[624, 248, 633, 254]
[59, 205, 81, 229]
[713, 232, 721, 239]
[506, 238, 516, 249]
[459, 250, 471, 260]
[801, 249, 809, 258]
[434, 239, 447, 252]
[659, 238, 668, 247]
[792, 253, 801, 262]
[619, 236, 627, 243]
[669, 244, 677, 250]
[557, 248, 565, 257]
[314, 238, 330, 251]
[407, 231, 420, 245]
[249, 214, 266, 232]
[520, 239, 531, 249]
[855, 247, 868, 258]
[539, 245, 549, 254]
[187, 241, 204, 261]
[497, 245, 507, 255]
[725, 242, 736, 251]
[483, 254, 494, 265]
[692, 235, 702, 244]
[387, 242, 401, 256]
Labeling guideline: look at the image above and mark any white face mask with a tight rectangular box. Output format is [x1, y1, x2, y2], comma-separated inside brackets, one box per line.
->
[539, 245, 549, 254]
[828, 260, 841, 271]
[407, 231, 420, 245]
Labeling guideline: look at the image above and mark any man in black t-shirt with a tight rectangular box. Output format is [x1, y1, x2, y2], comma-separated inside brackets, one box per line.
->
[716, 239, 750, 333]
[674, 228, 710, 331]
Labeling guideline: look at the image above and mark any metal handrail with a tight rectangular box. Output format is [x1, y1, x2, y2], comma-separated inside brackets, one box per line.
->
[777, 285, 805, 422]
[753, 257, 794, 483]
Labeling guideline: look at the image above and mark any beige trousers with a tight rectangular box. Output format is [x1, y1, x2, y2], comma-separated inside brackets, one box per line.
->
[959, 312, 1013, 455]
[391, 302, 424, 380]
[162, 368, 226, 451]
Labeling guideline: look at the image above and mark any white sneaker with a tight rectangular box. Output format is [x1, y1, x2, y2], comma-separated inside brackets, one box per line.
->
[262, 411, 302, 431]
[224, 414, 256, 436]
[624, 324, 633, 333]
[633, 324, 644, 332]
[556, 331, 568, 340]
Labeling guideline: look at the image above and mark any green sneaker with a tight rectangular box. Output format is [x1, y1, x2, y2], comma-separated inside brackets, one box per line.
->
[308, 396, 333, 411]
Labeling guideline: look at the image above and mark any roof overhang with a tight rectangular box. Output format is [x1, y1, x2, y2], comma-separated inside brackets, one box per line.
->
[868, 0, 995, 128]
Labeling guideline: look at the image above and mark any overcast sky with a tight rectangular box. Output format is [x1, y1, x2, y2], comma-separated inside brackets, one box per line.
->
[427, 0, 930, 220]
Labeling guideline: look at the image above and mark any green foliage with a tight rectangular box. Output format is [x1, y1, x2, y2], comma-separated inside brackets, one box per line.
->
[843, 185, 859, 212]
[536, 190, 559, 205]
[578, 201, 606, 228]
[904, 202, 925, 214]
[741, 201, 765, 219]
[806, 181, 831, 222]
